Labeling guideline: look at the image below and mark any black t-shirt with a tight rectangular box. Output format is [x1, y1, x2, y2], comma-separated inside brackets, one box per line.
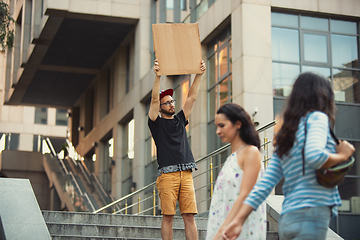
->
[148, 110, 196, 171]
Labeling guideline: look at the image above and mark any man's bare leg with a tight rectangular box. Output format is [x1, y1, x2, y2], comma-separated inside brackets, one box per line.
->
[161, 214, 174, 240]
[182, 213, 198, 240]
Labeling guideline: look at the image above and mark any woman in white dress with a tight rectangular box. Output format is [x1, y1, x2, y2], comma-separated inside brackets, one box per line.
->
[206, 103, 266, 240]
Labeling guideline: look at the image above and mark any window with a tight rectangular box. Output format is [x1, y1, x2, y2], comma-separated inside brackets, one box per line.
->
[34, 107, 47, 124]
[5, 133, 19, 150]
[272, 13, 360, 237]
[207, 26, 232, 154]
[33, 135, 42, 152]
[166, 0, 187, 11]
[56, 109, 68, 126]
[271, 12, 359, 104]
[122, 119, 134, 198]
[103, 137, 113, 194]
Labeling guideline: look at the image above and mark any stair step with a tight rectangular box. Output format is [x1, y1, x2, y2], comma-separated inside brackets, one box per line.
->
[51, 236, 162, 240]
[42, 211, 208, 229]
[267, 231, 279, 240]
[43, 211, 278, 240]
[46, 222, 206, 239]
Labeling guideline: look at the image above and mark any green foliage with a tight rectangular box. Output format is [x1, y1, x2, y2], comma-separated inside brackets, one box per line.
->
[0, 1, 15, 51]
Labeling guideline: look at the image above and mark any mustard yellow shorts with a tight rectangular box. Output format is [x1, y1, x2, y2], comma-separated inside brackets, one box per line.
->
[156, 169, 198, 215]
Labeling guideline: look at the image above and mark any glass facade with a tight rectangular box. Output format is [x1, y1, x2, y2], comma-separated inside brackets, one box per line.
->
[271, 12, 359, 104]
[207, 26, 232, 154]
[166, 0, 187, 10]
[56, 109, 68, 126]
[272, 12, 360, 238]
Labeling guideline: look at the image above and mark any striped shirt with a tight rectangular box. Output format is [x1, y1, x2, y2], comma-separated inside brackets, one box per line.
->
[244, 111, 341, 217]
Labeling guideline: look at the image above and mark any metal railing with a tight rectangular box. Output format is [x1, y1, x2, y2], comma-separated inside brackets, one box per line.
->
[94, 120, 277, 215]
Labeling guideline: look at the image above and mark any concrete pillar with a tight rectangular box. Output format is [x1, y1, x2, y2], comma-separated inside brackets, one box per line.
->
[132, 102, 146, 195]
[21, 0, 32, 65]
[113, 123, 124, 199]
[231, 3, 273, 127]
[48, 108, 56, 126]
[31, 0, 42, 40]
[11, 20, 21, 86]
[134, 0, 151, 84]
[231, 2, 274, 161]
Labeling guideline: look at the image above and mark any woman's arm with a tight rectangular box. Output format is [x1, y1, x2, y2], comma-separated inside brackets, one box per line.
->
[212, 146, 261, 239]
[321, 140, 355, 168]
[305, 112, 355, 169]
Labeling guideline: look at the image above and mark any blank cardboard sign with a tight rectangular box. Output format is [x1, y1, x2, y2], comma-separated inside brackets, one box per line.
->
[152, 23, 202, 76]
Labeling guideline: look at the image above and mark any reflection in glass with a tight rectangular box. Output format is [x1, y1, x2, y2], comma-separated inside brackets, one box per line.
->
[331, 19, 357, 35]
[335, 104, 360, 139]
[166, 0, 187, 10]
[345, 141, 360, 176]
[272, 28, 300, 63]
[272, 63, 300, 97]
[218, 30, 228, 47]
[301, 66, 330, 79]
[219, 78, 229, 107]
[331, 34, 358, 68]
[229, 40, 232, 73]
[271, 12, 298, 28]
[333, 69, 360, 103]
[208, 86, 217, 121]
[219, 46, 228, 77]
[229, 75, 233, 102]
[206, 54, 218, 87]
[304, 34, 327, 63]
[338, 177, 360, 202]
[208, 54, 216, 88]
[35, 107, 47, 124]
[56, 109, 68, 126]
[207, 121, 218, 153]
[300, 16, 328, 31]
[196, 0, 209, 21]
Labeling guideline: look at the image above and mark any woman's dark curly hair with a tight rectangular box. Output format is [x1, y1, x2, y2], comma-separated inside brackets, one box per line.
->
[274, 72, 335, 158]
[217, 103, 260, 149]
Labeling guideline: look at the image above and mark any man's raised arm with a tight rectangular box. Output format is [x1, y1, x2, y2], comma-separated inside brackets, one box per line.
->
[183, 60, 206, 120]
[148, 60, 161, 121]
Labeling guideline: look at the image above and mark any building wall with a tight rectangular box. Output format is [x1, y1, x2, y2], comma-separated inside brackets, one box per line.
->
[1, 1, 359, 226]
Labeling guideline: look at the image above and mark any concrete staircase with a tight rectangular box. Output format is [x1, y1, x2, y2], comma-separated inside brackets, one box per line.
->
[43, 211, 208, 240]
[43, 211, 280, 240]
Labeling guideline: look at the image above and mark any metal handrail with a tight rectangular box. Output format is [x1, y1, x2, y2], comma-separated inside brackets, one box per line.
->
[93, 120, 277, 214]
[94, 182, 156, 213]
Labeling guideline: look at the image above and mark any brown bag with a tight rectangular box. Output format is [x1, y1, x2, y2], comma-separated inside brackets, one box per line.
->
[302, 117, 354, 188]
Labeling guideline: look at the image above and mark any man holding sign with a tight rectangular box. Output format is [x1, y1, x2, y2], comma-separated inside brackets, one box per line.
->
[148, 59, 205, 240]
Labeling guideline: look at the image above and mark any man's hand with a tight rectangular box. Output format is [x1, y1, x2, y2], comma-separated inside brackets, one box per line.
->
[199, 60, 206, 74]
[154, 59, 160, 76]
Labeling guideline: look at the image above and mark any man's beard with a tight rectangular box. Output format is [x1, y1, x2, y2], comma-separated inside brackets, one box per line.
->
[160, 107, 175, 116]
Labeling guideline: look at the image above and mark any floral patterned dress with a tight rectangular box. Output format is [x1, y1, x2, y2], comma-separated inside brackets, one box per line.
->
[206, 151, 266, 240]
